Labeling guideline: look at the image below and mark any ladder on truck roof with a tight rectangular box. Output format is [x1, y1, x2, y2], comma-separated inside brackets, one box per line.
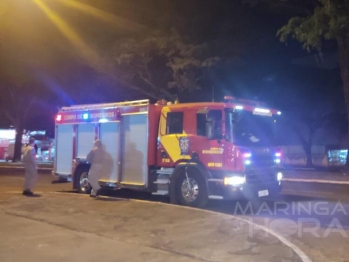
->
[60, 99, 150, 111]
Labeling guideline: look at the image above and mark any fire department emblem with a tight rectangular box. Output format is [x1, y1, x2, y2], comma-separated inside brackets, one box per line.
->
[179, 137, 190, 155]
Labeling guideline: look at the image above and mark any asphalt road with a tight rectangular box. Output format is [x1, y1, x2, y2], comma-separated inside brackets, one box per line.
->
[1, 170, 349, 261]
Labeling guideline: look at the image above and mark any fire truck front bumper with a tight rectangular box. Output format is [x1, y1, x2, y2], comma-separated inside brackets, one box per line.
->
[208, 179, 282, 200]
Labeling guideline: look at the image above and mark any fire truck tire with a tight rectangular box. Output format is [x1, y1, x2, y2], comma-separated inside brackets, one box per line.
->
[175, 167, 208, 208]
[75, 166, 92, 194]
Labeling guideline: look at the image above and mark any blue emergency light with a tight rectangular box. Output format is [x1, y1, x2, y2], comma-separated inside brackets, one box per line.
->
[83, 113, 89, 120]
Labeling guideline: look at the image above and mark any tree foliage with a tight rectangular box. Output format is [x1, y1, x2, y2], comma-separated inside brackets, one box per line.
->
[277, 0, 349, 50]
[275, 0, 349, 167]
[0, 63, 49, 161]
[246, 0, 349, 167]
[290, 109, 338, 166]
[108, 30, 220, 101]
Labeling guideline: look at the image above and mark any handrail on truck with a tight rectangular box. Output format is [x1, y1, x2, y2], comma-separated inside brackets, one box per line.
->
[61, 99, 150, 111]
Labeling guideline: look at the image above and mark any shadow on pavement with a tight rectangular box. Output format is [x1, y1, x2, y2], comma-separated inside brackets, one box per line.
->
[51, 180, 70, 184]
[23, 194, 42, 198]
[95, 196, 128, 202]
[56, 190, 79, 194]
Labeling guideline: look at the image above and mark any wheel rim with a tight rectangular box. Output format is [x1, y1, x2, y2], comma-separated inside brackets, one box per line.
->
[181, 177, 199, 202]
[79, 172, 91, 193]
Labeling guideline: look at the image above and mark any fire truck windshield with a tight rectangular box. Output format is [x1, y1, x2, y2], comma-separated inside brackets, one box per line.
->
[225, 109, 276, 147]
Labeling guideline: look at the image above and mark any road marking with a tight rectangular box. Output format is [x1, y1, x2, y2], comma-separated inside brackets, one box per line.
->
[168, 205, 312, 262]
[283, 178, 349, 185]
[105, 198, 313, 261]
[125, 199, 313, 262]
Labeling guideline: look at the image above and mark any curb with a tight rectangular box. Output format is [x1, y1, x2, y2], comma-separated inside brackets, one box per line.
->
[282, 178, 349, 185]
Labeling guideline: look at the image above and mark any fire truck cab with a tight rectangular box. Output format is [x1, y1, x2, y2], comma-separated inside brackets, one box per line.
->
[53, 98, 282, 207]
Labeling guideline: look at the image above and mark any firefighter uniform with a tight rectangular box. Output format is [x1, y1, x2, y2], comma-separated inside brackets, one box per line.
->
[22, 138, 38, 195]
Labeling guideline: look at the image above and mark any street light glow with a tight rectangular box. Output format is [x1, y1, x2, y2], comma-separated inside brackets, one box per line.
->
[32, 0, 104, 72]
[55, 0, 142, 31]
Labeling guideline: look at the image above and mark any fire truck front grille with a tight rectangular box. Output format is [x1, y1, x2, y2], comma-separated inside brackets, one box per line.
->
[251, 155, 274, 167]
[245, 170, 276, 185]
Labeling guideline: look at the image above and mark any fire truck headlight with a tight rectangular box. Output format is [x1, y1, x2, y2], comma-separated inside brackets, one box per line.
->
[277, 172, 283, 181]
[224, 176, 246, 186]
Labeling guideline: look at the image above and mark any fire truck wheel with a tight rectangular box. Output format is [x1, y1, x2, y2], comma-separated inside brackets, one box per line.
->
[76, 167, 92, 194]
[175, 167, 208, 208]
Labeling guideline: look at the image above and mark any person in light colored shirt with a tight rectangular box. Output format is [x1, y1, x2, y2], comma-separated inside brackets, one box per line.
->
[86, 139, 106, 197]
[22, 138, 38, 196]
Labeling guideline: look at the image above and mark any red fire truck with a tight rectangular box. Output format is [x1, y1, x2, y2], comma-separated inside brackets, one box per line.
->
[53, 97, 283, 207]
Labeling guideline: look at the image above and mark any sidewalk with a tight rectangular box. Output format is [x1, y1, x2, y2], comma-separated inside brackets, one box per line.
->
[282, 169, 349, 184]
[0, 193, 307, 262]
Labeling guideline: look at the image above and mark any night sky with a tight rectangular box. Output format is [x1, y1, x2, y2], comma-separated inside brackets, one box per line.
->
[0, 0, 344, 143]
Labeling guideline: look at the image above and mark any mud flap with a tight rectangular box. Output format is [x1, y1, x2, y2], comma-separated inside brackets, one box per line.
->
[169, 177, 178, 204]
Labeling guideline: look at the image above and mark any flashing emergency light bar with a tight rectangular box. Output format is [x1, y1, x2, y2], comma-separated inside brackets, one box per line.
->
[235, 105, 244, 110]
[55, 108, 119, 124]
[243, 153, 251, 158]
[253, 107, 272, 116]
[254, 108, 270, 113]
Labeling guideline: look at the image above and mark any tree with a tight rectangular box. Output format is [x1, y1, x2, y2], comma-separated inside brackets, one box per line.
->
[0, 65, 47, 161]
[277, 0, 349, 168]
[277, 1, 349, 128]
[275, 78, 343, 167]
[246, 0, 349, 163]
[107, 30, 220, 101]
[289, 110, 335, 167]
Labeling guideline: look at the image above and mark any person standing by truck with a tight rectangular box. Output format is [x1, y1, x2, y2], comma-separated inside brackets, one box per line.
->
[22, 138, 38, 196]
[86, 139, 106, 197]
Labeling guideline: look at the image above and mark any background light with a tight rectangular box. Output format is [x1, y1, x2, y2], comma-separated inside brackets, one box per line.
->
[243, 153, 251, 158]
